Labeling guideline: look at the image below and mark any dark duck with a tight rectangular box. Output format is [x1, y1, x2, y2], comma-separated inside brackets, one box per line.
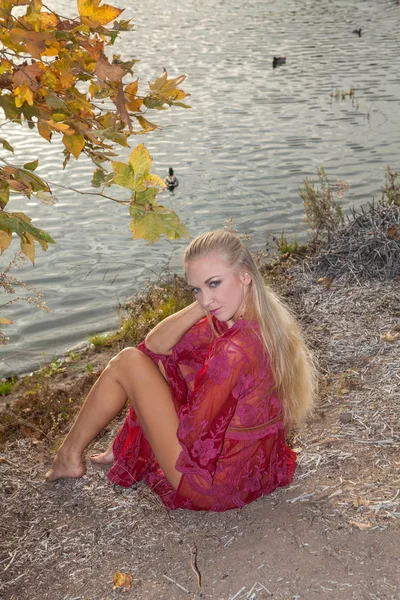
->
[273, 56, 286, 68]
[165, 167, 179, 191]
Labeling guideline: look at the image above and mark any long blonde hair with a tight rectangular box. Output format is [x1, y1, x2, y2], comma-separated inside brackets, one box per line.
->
[184, 229, 317, 430]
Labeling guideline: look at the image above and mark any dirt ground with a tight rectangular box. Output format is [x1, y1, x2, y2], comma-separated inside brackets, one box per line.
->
[1, 264, 399, 600]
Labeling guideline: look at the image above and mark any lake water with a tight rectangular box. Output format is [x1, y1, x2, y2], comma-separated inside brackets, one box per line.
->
[1, 0, 400, 378]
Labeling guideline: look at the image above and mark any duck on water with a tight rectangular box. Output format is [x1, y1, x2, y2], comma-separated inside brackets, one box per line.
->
[165, 167, 179, 191]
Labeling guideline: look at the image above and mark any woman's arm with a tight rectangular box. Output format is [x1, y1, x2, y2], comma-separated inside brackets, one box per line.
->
[144, 301, 206, 355]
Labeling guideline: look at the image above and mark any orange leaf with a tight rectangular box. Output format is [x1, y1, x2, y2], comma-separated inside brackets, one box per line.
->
[112, 572, 133, 591]
[387, 225, 399, 240]
[62, 133, 85, 159]
[95, 56, 125, 81]
[125, 79, 143, 112]
[78, 0, 124, 27]
[38, 120, 52, 141]
[13, 63, 43, 90]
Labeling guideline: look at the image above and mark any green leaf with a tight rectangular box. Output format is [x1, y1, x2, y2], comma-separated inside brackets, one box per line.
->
[15, 168, 49, 192]
[0, 95, 21, 122]
[98, 128, 130, 147]
[0, 182, 10, 209]
[23, 160, 39, 172]
[92, 168, 106, 188]
[0, 138, 14, 153]
[111, 161, 140, 190]
[129, 203, 188, 243]
[170, 101, 192, 109]
[143, 96, 167, 110]
[0, 212, 55, 246]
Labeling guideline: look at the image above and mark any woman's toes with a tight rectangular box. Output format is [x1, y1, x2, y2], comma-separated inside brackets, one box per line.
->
[90, 448, 114, 465]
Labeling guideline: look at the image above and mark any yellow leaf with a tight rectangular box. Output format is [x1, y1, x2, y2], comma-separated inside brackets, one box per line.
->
[136, 115, 159, 132]
[59, 70, 77, 88]
[62, 133, 85, 159]
[46, 120, 74, 134]
[20, 233, 35, 264]
[112, 571, 133, 591]
[128, 144, 152, 182]
[14, 85, 34, 108]
[144, 173, 166, 189]
[0, 317, 13, 325]
[125, 79, 139, 98]
[78, 0, 124, 27]
[380, 331, 400, 343]
[0, 230, 13, 254]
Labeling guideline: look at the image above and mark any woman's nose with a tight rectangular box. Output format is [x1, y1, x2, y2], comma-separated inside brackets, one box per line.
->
[201, 288, 213, 307]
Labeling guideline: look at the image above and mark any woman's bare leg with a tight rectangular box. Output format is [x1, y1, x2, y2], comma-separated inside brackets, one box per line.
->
[46, 348, 182, 489]
[90, 359, 168, 466]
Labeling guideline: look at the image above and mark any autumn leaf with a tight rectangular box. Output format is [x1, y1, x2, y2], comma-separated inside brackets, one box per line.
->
[78, 0, 124, 28]
[111, 144, 159, 192]
[13, 63, 43, 90]
[14, 84, 34, 108]
[380, 330, 400, 343]
[348, 520, 373, 530]
[23, 160, 39, 172]
[387, 225, 399, 240]
[0, 317, 13, 325]
[125, 79, 143, 112]
[62, 133, 85, 159]
[112, 571, 133, 591]
[0, 230, 13, 254]
[0, 138, 14, 153]
[20, 232, 35, 264]
[135, 115, 159, 132]
[130, 203, 188, 244]
[112, 81, 132, 131]
[95, 56, 125, 81]
[128, 144, 152, 183]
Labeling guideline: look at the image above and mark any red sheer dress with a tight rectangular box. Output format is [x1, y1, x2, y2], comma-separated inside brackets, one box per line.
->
[107, 317, 296, 512]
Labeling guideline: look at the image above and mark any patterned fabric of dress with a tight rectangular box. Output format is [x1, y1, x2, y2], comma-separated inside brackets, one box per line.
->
[107, 317, 296, 512]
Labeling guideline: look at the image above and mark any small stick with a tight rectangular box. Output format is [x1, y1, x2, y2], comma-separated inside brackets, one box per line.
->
[163, 574, 190, 594]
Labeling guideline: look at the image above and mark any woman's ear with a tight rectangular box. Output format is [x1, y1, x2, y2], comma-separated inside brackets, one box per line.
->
[240, 271, 252, 286]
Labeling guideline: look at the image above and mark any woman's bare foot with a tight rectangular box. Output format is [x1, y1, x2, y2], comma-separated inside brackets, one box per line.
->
[45, 451, 86, 482]
[90, 445, 114, 466]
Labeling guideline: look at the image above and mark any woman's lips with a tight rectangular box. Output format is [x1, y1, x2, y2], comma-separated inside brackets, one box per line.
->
[209, 308, 221, 315]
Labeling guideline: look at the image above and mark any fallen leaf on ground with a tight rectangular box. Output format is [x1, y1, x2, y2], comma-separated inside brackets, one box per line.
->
[349, 519, 373, 530]
[112, 571, 133, 591]
[380, 331, 400, 343]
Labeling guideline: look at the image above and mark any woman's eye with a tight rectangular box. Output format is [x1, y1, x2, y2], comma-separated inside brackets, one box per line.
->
[192, 288, 200, 294]
[210, 281, 220, 288]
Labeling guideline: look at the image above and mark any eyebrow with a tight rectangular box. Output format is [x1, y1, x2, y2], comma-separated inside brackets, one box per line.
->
[188, 275, 220, 287]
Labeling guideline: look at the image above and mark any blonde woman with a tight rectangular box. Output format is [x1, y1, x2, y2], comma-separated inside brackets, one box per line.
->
[47, 230, 316, 512]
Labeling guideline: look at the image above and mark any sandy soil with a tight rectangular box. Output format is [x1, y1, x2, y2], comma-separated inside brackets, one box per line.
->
[1, 264, 399, 600]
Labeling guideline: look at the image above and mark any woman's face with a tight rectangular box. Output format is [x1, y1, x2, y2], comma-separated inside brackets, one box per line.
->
[185, 253, 252, 324]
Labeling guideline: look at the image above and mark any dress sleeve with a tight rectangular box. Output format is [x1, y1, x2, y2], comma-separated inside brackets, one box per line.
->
[170, 316, 217, 361]
[176, 335, 249, 482]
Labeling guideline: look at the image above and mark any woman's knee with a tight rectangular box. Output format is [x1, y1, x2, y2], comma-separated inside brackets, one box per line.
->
[107, 347, 145, 374]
